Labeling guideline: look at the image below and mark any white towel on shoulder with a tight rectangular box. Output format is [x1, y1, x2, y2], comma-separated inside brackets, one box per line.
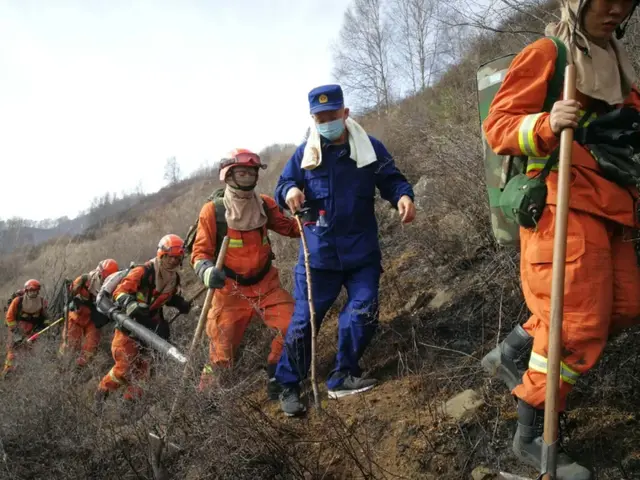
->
[301, 117, 377, 171]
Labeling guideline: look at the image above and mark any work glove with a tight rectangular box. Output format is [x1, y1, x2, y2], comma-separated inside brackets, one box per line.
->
[116, 294, 147, 318]
[67, 300, 77, 312]
[196, 260, 226, 289]
[169, 295, 191, 314]
[203, 267, 226, 289]
[125, 301, 150, 319]
[11, 330, 25, 346]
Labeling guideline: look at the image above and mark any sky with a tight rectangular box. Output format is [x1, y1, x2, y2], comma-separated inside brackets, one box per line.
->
[0, 0, 349, 221]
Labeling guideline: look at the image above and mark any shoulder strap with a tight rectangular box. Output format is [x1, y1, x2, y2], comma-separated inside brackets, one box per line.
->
[213, 197, 227, 257]
[542, 36, 568, 113]
[139, 262, 155, 305]
[140, 263, 155, 289]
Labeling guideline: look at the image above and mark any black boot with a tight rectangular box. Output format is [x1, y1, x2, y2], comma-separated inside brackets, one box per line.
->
[481, 324, 533, 390]
[512, 399, 591, 480]
[266, 364, 283, 401]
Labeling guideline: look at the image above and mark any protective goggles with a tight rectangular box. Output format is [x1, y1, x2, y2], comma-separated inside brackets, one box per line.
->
[159, 245, 185, 257]
[219, 152, 267, 171]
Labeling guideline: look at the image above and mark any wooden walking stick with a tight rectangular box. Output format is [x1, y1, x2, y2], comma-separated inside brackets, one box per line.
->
[149, 236, 230, 480]
[541, 63, 576, 480]
[293, 209, 320, 410]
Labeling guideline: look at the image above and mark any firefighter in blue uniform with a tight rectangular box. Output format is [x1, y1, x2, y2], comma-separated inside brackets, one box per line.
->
[274, 84, 416, 416]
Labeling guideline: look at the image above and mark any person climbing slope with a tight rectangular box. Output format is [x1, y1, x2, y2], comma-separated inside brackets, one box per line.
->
[95, 234, 191, 405]
[273, 84, 416, 416]
[190, 148, 300, 400]
[3, 279, 50, 378]
[482, 0, 640, 477]
[59, 259, 119, 368]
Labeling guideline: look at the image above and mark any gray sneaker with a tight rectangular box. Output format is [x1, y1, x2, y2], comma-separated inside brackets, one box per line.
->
[279, 387, 306, 417]
[328, 375, 377, 399]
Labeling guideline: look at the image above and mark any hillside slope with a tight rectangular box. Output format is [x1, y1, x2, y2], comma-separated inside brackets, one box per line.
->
[1, 5, 640, 480]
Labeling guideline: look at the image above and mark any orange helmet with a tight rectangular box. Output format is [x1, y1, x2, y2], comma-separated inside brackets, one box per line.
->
[24, 279, 41, 292]
[98, 258, 119, 279]
[218, 148, 266, 182]
[157, 234, 185, 258]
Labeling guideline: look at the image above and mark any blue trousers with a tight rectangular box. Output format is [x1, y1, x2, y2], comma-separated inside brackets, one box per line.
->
[275, 262, 381, 390]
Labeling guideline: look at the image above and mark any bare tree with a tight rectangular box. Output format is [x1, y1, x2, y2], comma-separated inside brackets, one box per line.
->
[163, 156, 181, 185]
[333, 0, 394, 112]
[390, 0, 440, 94]
[439, 0, 553, 38]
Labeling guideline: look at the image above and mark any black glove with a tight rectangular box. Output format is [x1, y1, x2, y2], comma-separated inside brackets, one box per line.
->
[169, 295, 191, 314]
[125, 301, 150, 319]
[195, 260, 227, 289]
[11, 330, 25, 346]
[116, 293, 149, 319]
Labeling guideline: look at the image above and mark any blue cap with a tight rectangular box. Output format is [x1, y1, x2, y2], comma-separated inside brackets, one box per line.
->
[308, 84, 344, 114]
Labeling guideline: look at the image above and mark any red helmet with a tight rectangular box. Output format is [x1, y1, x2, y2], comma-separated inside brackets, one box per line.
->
[218, 148, 266, 182]
[24, 279, 41, 292]
[157, 234, 185, 258]
[98, 258, 119, 279]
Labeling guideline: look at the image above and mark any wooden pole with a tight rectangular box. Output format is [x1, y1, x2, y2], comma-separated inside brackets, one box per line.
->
[542, 63, 576, 480]
[149, 236, 229, 480]
[294, 215, 320, 410]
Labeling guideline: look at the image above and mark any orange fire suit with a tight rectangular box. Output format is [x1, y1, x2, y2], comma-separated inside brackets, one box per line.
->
[191, 194, 300, 389]
[97, 262, 182, 400]
[3, 296, 48, 376]
[484, 37, 640, 410]
[59, 274, 102, 367]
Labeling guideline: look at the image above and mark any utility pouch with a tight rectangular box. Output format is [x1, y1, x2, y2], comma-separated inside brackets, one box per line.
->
[498, 108, 594, 229]
[499, 172, 548, 228]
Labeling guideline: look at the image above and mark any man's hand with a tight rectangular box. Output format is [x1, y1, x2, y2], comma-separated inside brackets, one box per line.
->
[125, 301, 150, 319]
[203, 266, 227, 289]
[397, 195, 416, 224]
[11, 330, 25, 346]
[173, 295, 191, 314]
[285, 187, 305, 212]
[550, 99, 581, 135]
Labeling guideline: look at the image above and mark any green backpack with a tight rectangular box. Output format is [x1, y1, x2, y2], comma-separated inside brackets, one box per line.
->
[476, 36, 567, 247]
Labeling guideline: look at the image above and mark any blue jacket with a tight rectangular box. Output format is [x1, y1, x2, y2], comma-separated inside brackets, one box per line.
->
[275, 135, 414, 271]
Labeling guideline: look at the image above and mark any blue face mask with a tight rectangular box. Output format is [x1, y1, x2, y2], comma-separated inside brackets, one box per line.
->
[316, 118, 345, 141]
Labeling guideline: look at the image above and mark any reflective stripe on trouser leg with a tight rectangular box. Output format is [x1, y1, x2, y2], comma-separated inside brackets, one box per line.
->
[514, 206, 614, 410]
[528, 351, 580, 385]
